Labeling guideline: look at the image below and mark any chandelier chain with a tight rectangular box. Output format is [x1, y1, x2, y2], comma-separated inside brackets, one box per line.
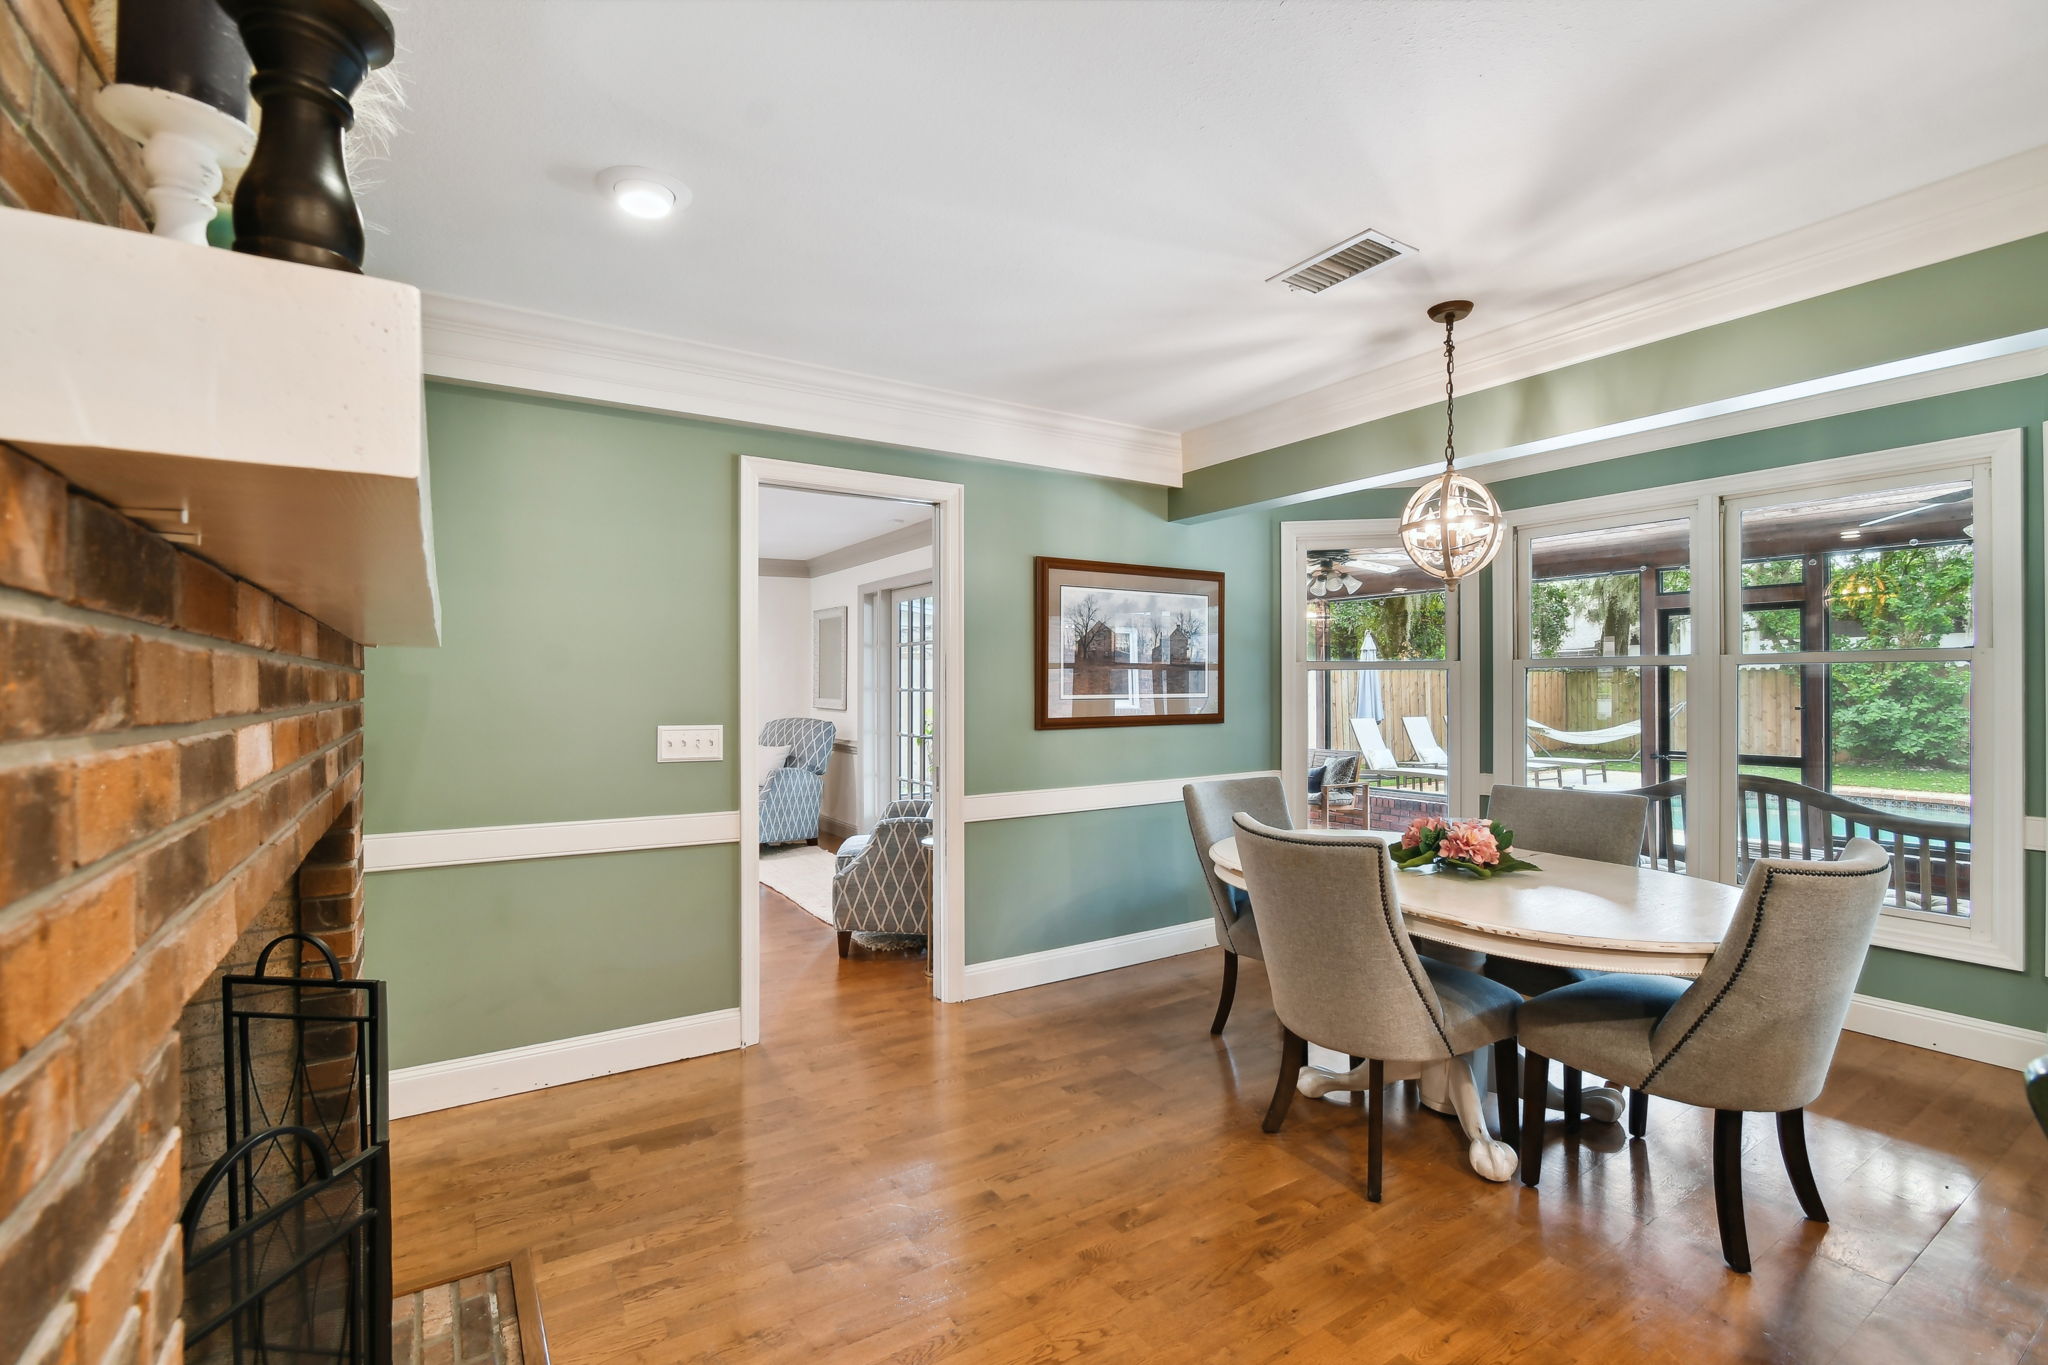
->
[1441, 313, 1457, 470]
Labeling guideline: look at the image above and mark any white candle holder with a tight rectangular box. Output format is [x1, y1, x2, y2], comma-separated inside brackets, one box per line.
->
[95, 83, 256, 245]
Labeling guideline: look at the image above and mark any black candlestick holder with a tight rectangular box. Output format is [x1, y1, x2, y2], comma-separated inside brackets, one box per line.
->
[219, 0, 396, 273]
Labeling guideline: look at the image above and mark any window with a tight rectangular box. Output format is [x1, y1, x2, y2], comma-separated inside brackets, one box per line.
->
[1289, 532, 1471, 831]
[1513, 516, 1694, 869]
[1496, 433, 2022, 969]
[1728, 480, 1980, 921]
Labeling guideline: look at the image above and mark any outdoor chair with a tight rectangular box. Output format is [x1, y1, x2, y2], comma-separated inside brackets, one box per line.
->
[1307, 749, 1361, 818]
[1350, 718, 1446, 788]
[1401, 715, 1451, 770]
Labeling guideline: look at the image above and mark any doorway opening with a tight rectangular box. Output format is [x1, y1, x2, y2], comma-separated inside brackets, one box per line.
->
[738, 459, 967, 1043]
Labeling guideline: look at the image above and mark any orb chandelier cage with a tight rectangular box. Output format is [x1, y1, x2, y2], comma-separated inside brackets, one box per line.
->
[1398, 301, 1504, 587]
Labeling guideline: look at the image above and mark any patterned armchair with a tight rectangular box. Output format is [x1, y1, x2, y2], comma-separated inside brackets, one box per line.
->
[759, 717, 836, 846]
[832, 798, 931, 957]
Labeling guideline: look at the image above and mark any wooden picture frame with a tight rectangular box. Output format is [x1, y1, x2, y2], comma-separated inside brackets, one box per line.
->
[1034, 557, 1224, 729]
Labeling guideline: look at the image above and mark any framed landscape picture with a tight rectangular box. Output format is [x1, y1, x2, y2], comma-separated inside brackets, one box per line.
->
[1034, 557, 1224, 729]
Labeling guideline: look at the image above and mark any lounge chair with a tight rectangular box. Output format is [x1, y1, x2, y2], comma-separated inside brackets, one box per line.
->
[1401, 715, 1448, 769]
[1352, 718, 1445, 788]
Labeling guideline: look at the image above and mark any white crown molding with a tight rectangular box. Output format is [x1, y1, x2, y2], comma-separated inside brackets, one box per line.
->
[365, 810, 740, 872]
[390, 1008, 743, 1118]
[962, 919, 1218, 1001]
[1243, 328, 2048, 512]
[1844, 995, 2045, 1072]
[805, 520, 933, 578]
[1184, 145, 2048, 471]
[421, 293, 1183, 487]
[962, 771, 1282, 823]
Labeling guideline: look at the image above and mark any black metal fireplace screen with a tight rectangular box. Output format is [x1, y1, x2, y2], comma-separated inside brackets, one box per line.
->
[179, 933, 391, 1365]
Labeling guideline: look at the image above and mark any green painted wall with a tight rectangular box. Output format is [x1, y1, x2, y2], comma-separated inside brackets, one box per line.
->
[1173, 232, 2048, 521]
[365, 384, 1281, 1066]
[966, 804, 1210, 963]
[365, 844, 738, 1069]
[367, 282, 2048, 1066]
[1288, 374, 2048, 1031]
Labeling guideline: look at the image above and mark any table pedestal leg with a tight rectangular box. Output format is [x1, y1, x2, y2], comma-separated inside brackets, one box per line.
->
[1297, 1054, 1518, 1183]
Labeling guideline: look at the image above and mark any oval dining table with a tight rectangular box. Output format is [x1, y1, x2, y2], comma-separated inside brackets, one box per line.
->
[1207, 831, 1741, 1183]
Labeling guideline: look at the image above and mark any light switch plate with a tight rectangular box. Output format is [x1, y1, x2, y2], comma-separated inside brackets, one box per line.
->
[657, 724, 723, 762]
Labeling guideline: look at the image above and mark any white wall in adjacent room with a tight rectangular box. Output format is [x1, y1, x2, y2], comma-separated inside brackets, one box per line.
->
[753, 540, 933, 838]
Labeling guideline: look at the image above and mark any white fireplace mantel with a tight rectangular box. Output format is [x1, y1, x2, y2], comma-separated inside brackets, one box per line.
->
[0, 206, 439, 646]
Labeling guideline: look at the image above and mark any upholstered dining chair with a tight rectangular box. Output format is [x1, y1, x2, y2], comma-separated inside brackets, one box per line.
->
[1516, 838, 1892, 1271]
[1232, 816, 1522, 1202]
[1482, 784, 1652, 1129]
[1183, 776, 1291, 1034]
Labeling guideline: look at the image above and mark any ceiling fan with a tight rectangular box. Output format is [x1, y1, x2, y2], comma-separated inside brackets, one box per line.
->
[1307, 552, 1398, 597]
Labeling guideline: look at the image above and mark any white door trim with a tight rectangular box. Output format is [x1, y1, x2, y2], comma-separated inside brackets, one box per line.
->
[739, 457, 969, 1043]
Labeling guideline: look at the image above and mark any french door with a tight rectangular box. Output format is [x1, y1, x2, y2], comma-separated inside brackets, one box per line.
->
[887, 582, 936, 801]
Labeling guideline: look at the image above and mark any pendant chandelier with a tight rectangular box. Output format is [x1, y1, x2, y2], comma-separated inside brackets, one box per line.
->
[1398, 301, 1504, 587]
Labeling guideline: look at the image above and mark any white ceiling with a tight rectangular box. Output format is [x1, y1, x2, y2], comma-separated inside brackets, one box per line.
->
[757, 486, 930, 562]
[365, 0, 2048, 445]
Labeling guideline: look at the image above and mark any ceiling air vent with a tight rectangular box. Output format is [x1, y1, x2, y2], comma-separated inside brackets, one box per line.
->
[1267, 228, 1414, 294]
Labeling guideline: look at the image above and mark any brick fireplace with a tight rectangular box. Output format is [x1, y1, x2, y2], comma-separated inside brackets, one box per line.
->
[0, 444, 368, 1364]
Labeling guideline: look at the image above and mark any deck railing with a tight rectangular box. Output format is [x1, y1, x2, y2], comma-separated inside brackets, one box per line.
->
[1625, 775, 1970, 917]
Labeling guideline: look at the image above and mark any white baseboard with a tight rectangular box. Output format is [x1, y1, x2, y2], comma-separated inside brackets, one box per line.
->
[390, 1008, 743, 1118]
[962, 919, 1218, 1001]
[1845, 994, 2045, 1071]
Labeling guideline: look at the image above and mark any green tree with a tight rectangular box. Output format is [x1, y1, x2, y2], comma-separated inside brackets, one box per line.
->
[1327, 591, 1445, 660]
[1530, 573, 1640, 654]
[1825, 542, 1972, 770]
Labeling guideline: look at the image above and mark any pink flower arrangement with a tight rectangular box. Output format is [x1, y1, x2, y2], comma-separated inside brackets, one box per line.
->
[1438, 821, 1501, 866]
[1392, 817, 1538, 877]
[1399, 815, 1446, 850]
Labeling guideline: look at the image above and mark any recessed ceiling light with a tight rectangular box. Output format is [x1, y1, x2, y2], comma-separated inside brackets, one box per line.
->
[595, 165, 691, 221]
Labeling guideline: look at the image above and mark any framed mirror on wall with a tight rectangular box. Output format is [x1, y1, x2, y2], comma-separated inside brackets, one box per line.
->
[812, 605, 847, 710]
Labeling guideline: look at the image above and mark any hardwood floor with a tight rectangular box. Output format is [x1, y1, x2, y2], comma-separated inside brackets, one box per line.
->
[389, 892, 2048, 1363]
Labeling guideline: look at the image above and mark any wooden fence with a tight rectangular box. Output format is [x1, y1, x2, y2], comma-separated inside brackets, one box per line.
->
[1324, 664, 1802, 761]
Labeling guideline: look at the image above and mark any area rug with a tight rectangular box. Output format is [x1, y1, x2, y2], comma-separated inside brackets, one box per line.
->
[760, 845, 836, 925]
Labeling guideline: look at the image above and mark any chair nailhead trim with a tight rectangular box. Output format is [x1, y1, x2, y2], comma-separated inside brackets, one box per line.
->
[1639, 859, 1888, 1093]
[1235, 817, 1455, 1060]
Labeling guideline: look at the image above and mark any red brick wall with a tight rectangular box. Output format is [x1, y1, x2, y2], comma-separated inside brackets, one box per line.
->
[0, 440, 366, 1365]
[0, 0, 151, 226]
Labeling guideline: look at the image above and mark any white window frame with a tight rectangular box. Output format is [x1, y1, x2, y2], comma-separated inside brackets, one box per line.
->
[1497, 498, 1722, 878]
[1492, 430, 2025, 971]
[1281, 519, 1482, 826]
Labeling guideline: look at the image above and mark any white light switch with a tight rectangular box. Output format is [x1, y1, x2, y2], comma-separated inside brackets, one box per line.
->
[657, 725, 724, 762]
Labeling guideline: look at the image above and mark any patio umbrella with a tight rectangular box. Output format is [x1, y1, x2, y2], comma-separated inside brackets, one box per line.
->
[1353, 635, 1384, 726]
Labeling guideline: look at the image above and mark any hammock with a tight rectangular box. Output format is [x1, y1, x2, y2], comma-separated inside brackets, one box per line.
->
[1526, 718, 1642, 748]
